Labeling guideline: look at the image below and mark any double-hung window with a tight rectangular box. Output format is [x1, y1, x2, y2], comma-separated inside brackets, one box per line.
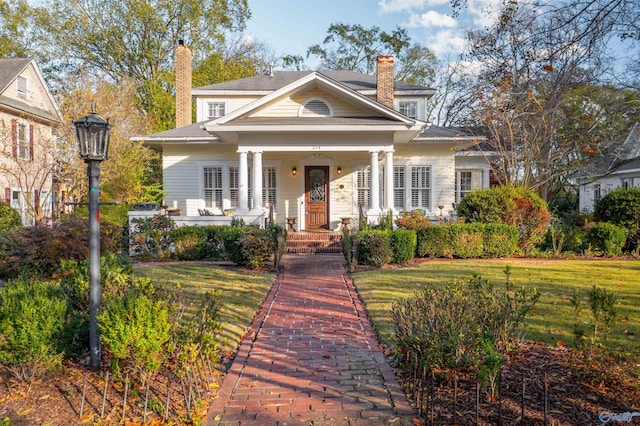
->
[16, 122, 31, 160]
[411, 166, 431, 210]
[207, 101, 226, 119]
[398, 101, 418, 119]
[204, 164, 276, 212]
[456, 170, 473, 202]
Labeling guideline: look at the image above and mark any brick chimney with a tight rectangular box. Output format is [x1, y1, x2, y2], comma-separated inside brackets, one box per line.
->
[376, 55, 394, 109]
[175, 40, 192, 128]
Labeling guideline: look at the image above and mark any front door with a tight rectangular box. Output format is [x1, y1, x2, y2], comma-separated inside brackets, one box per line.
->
[305, 166, 329, 230]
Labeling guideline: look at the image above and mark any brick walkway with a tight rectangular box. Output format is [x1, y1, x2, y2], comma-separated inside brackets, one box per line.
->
[204, 254, 416, 426]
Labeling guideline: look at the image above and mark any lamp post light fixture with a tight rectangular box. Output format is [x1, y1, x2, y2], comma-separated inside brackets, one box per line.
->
[73, 105, 112, 368]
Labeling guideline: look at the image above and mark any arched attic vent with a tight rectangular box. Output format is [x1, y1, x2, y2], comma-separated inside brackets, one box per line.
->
[298, 97, 333, 117]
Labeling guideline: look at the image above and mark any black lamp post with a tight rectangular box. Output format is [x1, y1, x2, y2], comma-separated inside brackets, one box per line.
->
[73, 105, 112, 368]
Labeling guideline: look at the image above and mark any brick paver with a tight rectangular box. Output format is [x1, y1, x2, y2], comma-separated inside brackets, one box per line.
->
[204, 254, 415, 426]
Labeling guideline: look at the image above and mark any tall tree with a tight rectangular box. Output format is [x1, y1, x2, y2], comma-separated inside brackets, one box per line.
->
[35, 0, 251, 131]
[461, 0, 631, 201]
[56, 72, 158, 206]
[307, 23, 437, 86]
[0, 0, 35, 58]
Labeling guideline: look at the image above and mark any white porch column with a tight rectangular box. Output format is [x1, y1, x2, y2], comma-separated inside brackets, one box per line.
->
[252, 151, 263, 211]
[238, 151, 249, 213]
[369, 150, 381, 213]
[384, 150, 394, 210]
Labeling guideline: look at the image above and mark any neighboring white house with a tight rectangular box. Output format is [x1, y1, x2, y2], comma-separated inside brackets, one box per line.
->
[577, 122, 640, 213]
[0, 58, 62, 226]
[132, 43, 490, 230]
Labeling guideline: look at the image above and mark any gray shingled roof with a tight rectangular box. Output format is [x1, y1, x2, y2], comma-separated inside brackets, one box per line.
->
[195, 70, 433, 93]
[139, 121, 215, 140]
[417, 125, 479, 139]
[0, 58, 31, 93]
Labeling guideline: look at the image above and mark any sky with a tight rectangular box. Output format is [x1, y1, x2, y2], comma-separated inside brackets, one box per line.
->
[243, 0, 503, 68]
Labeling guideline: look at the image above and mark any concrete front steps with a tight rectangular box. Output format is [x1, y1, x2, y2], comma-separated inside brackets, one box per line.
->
[285, 231, 343, 254]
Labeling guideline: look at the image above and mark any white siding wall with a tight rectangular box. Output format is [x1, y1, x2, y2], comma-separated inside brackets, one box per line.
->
[579, 173, 640, 212]
[195, 96, 261, 121]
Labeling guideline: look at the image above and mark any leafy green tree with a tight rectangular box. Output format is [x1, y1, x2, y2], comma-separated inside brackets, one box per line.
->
[307, 23, 437, 86]
[35, 0, 250, 131]
[0, 0, 31, 57]
[0, 201, 22, 234]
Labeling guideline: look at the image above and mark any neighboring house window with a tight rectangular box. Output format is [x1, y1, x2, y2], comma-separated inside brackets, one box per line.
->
[394, 166, 405, 210]
[411, 166, 431, 210]
[456, 170, 473, 202]
[203, 167, 223, 209]
[17, 76, 28, 99]
[356, 166, 370, 209]
[299, 98, 333, 117]
[622, 178, 632, 189]
[398, 101, 418, 119]
[207, 101, 226, 119]
[593, 183, 601, 203]
[16, 122, 32, 160]
[11, 189, 32, 226]
[263, 167, 277, 208]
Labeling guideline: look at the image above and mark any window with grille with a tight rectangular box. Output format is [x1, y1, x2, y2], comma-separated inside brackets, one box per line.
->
[229, 167, 239, 208]
[411, 166, 431, 209]
[394, 166, 405, 209]
[17, 76, 27, 99]
[263, 167, 277, 208]
[203, 167, 223, 209]
[594, 183, 601, 203]
[457, 171, 473, 202]
[17, 122, 30, 160]
[398, 101, 418, 119]
[207, 101, 226, 119]
[356, 166, 370, 209]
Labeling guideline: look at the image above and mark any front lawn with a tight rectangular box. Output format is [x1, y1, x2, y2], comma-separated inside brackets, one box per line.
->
[353, 258, 640, 355]
[134, 263, 275, 356]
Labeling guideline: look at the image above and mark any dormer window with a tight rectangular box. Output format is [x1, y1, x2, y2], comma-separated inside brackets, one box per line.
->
[299, 98, 333, 117]
[207, 101, 226, 119]
[398, 100, 418, 119]
[17, 76, 28, 99]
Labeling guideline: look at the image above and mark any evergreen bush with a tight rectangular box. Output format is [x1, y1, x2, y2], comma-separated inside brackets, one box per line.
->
[0, 278, 67, 382]
[587, 222, 627, 256]
[482, 223, 518, 257]
[0, 200, 22, 234]
[458, 186, 551, 249]
[354, 230, 393, 267]
[416, 226, 452, 258]
[450, 223, 484, 258]
[390, 229, 417, 264]
[171, 226, 208, 260]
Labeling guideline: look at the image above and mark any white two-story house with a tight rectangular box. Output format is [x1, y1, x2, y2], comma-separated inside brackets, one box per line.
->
[132, 42, 489, 230]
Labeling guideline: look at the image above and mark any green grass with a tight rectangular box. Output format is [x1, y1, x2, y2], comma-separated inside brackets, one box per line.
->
[353, 259, 640, 356]
[134, 263, 275, 355]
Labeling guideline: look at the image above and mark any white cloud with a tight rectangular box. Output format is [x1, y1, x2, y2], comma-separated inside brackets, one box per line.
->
[466, 0, 503, 28]
[378, 0, 449, 13]
[425, 29, 468, 56]
[406, 11, 457, 28]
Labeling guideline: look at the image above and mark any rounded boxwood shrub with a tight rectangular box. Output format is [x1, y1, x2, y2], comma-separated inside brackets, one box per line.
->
[594, 187, 640, 251]
[171, 225, 208, 260]
[458, 186, 551, 249]
[355, 230, 393, 267]
[390, 229, 417, 264]
[587, 223, 627, 256]
[0, 201, 22, 234]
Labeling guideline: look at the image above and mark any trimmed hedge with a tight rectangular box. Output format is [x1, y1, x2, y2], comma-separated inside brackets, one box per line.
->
[390, 229, 417, 264]
[171, 226, 208, 260]
[355, 230, 393, 267]
[416, 223, 518, 259]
